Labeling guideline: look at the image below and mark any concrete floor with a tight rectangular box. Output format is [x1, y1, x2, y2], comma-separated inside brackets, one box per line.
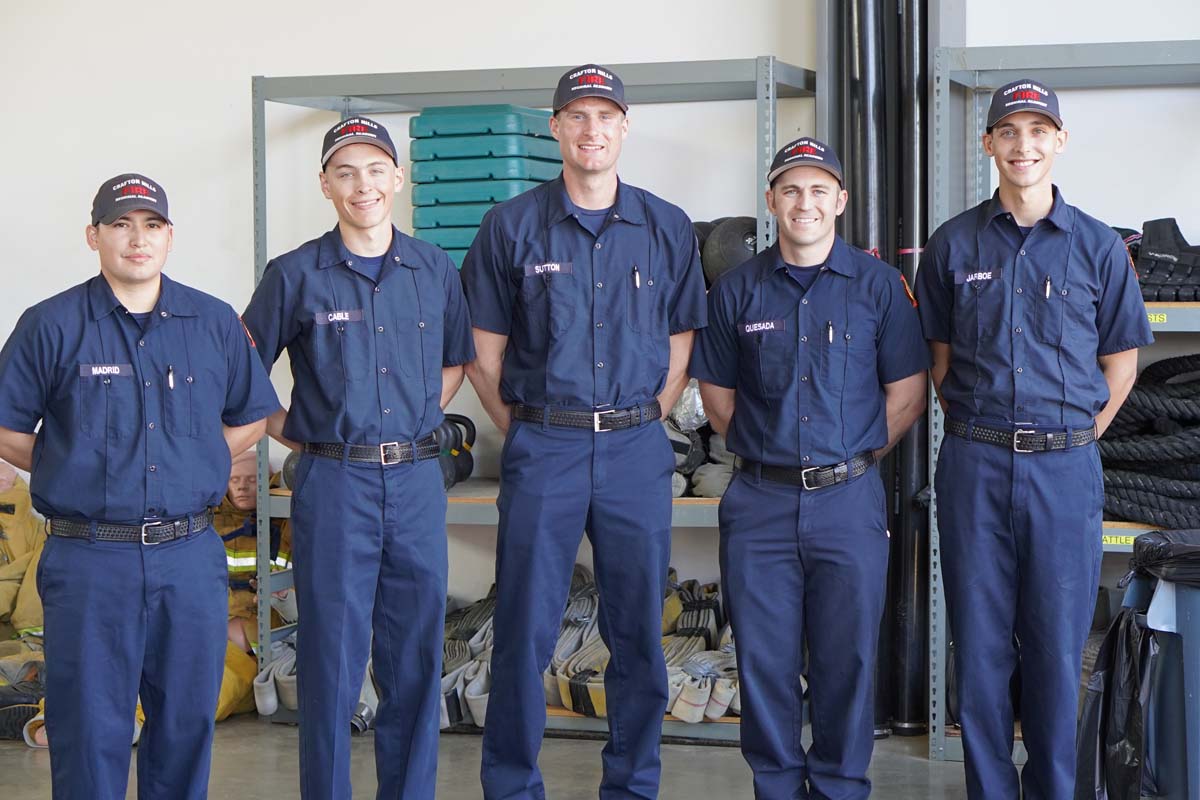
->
[0, 717, 968, 798]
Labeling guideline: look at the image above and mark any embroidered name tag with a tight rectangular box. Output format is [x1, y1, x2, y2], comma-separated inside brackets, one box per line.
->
[524, 261, 573, 277]
[79, 363, 132, 377]
[955, 268, 1003, 285]
[314, 309, 364, 325]
[740, 319, 786, 335]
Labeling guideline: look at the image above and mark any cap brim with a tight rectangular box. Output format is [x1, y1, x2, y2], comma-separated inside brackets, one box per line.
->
[554, 91, 629, 113]
[95, 201, 171, 226]
[767, 162, 843, 186]
[321, 136, 399, 167]
[987, 108, 1063, 130]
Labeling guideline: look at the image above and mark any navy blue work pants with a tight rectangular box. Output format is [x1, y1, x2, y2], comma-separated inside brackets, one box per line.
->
[481, 419, 674, 800]
[37, 526, 228, 800]
[936, 432, 1104, 800]
[289, 453, 448, 800]
[719, 466, 890, 800]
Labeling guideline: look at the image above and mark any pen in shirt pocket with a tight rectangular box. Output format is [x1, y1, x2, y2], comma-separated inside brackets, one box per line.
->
[632, 264, 641, 290]
[168, 364, 175, 390]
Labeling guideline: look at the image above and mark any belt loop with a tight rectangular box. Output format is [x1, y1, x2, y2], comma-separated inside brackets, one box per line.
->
[542, 405, 552, 432]
[87, 520, 97, 544]
[341, 445, 351, 466]
[638, 405, 646, 426]
[965, 420, 975, 443]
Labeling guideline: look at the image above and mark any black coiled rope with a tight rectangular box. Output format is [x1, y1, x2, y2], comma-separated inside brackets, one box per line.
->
[1099, 354, 1200, 528]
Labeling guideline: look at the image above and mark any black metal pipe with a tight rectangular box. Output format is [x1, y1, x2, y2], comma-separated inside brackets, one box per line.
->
[890, 0, 930, 736]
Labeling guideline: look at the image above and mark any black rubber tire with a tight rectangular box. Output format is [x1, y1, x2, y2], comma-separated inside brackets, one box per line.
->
[701, 216, 757, 286]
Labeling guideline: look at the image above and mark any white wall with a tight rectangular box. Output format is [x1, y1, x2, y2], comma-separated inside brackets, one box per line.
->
[0, 0, 816, 600]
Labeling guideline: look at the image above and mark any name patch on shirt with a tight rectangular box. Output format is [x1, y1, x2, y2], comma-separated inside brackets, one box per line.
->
[314, 309, 364, 325]
[739, 319, 786, 335]
[954, 267, 1003, 285]
[523, 261, 574, 277]
[79, 363, 132, 377]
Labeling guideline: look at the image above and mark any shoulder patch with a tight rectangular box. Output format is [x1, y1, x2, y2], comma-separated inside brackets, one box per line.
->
[239, 316, 256, 348]
[900, 274, 918, 308]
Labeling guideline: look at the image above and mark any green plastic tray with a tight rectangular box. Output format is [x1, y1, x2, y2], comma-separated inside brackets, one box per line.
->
[412, 180, 539, 207]
[413, 204, 492, 229]
[413, 227, 479, 250]
[411, 134, 561, 162]
[410, 105, 553, 139]
[411, 157, 561, 184]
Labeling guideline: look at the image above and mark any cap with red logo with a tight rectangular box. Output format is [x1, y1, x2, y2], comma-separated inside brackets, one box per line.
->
[552, 64, 628, 113]
[767, 137, 844, 186]
[91, 173, 171, 226]
[320, 116, 399, 168]
[987, 79, 1063, 131]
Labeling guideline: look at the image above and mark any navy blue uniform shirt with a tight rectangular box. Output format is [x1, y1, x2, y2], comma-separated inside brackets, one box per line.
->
[915, 188, 1153, 425]
[242, 226, 475, 444]
[691, 238, 928, 468]
[461, 177, 707, 410]
[0, 274, 280, 524]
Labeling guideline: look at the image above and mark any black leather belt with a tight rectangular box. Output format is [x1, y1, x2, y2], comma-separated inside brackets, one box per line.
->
[741, 452, 876, 491]
[512, 401, 662, 432]
[945, 418, 1097, 453]
[49, 509, 214, 545]
[304, 433, 440, 465]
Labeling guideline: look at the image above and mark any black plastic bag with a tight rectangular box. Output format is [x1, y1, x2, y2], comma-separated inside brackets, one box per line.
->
[1075, 609, 1160, 800]
[1130, 530, 1200, 588]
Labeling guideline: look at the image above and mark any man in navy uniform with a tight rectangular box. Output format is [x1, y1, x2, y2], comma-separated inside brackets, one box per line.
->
[692, 138, 928, 800]
[461, 64, 708, 799]
[915, 80, 1153, 799]
[242, 116, 474, 800]
[0, 173, 279, 799]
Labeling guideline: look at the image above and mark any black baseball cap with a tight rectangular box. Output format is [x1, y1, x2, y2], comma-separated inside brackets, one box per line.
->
[321, 116, 398, 168]
[552, 64, 628, 113]
[91, 173, 171, 226]
[767, 137, 843, 186]
[987, 79, 1063, 131]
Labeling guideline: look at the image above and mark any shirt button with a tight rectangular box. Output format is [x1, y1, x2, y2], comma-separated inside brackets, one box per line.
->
[159, 311, 168, 318]
[393, 256, 400, 262]
[374, 286, 382, 293]
[186, 376, 193, 383]
[418, 321, 425, 329]
[144, 380, 152, 387]
[1016, 367, 1024, 374]
[1019, 249, 1026, 256]
[800, 336, 808, 343]
[802, 456, 811, 463]
[380, 367, 388, 374]
[346, 259, 354, 266]
[138, 340, 146, 347]
[801, 376, 809, 382]
[1016, 287, 1023, 294]
[103, 377, 111, 385]
[377, 326, 384, 333]
[148, 422, 156, 430]
[1015, 327, 1022, 334]
[596, 322, 604, 328]
[148, 465, 157, 472]
[147, 507, 156, 515]
[597, 361, 604, 368]
[594, 242, 602, 250]
[801, 416, 809, 422]
[801, 298, 809, 305]
[596, 281, 603, 289]
[613, 213, 620, 220]
[383, 408, 391, 414]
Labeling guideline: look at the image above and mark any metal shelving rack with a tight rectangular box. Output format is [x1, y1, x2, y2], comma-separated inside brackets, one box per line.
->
[250, 57, 817, 739]
[926, 39, 1200, 762]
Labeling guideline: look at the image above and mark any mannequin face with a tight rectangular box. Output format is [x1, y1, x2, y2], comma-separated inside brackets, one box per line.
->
[227, 457, 257, 511]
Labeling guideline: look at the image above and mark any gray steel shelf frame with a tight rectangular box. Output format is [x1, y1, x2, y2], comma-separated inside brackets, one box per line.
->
[927, 39, 1200, 763]
[250, 57, 818, 739]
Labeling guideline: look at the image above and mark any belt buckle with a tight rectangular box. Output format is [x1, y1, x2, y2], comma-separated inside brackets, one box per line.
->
[379, 441, 402, 465]
[593, 409, 616, 433]
[800, 466, 821, 491]
[1013, 429, 1037, 453]
[140, 521, 166, 546]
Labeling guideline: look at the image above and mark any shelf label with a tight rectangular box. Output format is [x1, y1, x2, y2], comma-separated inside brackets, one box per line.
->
[1102, 534, 1136, 547]
[1148, 312, 1168, 325]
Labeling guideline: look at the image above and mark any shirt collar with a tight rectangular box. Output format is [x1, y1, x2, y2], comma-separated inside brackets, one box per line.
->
[979, 185, 1073, 233]
[762, 236, 858, 281]
[87, 272, 197, 320]
[544, 175, 646, 228]
[316, 225, 414, 270]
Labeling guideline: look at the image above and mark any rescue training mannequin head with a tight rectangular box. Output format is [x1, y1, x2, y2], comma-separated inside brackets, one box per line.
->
[227, 450, 257, 512]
